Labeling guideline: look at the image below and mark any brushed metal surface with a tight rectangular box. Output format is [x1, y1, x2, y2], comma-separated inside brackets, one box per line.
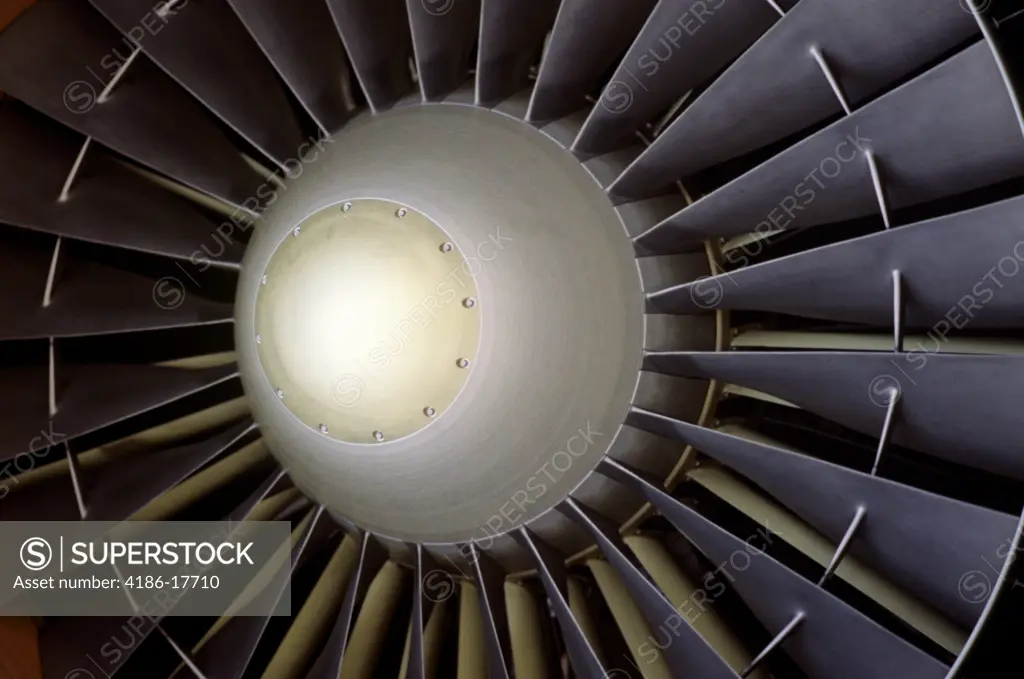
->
[237, 103, 646, 546]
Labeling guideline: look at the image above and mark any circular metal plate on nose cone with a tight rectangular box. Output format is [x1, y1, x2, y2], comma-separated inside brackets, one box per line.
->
[254, 200, 480, 444]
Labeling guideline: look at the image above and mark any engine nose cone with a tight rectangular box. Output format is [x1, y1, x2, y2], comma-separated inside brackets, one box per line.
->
[253, 199, 481, 444]
[236, 104, 646, 550]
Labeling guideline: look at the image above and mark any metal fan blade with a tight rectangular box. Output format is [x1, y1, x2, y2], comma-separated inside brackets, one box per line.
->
[224, 466, 290, 523]
[525, 0, 655, 124]
[0, 363, 238, 463]
[0, 101, 244, 266]
[633, 41, 1024, 252]
[572, 0, 788, 155]
[306, 531, 389, 679]
[326, 0, 413, 112]
[512, 528, 608, 678]
[191, 506, 326, 679]
[599, 458, 952, 679]
[475, 0, 559, 107]
[50, 363, 239, 458]
[644, 351, 1024, 479]
[468, 543, 514, 679]
[407, 543, 443, 679]
[457, 581, 489, 679]
[261, 534, 360, 679]
[505, 580, 557, 679]
[88, 0, 305, 169]
[0, 456, 81, 521]
[84, 419, 258, 521]
[0, 363, 50, 468]
[627, 408, 1018, 629]
[650, 193, 1024, 328]
[611, 0, 981, 197]
[0, 0, 264, 208]
[406, 0, 479, 102]
[0, 238, 233, 341]
[38, 614, 169, 679]
[225, 0, 354, 134]
[560, 498, 741, 679]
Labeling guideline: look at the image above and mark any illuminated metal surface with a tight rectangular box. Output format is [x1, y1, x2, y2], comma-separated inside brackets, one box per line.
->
[254, 199, 480, 443]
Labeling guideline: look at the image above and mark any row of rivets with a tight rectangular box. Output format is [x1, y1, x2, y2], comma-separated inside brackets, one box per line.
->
[264, 200, 472, 445]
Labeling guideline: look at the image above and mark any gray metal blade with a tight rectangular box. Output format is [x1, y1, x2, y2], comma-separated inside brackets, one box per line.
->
[85, 419, 258, 521]
[225, 466, 290, 523]
[408, 543, 439, 679]
[511, 528, 608, 678]
[0, 445, 81, 521]
[0, 101, 243, 265]
[475, 0, 560, 107]
[0, 362, 237, 463]
[559, 498, 740, 679]
[406, 0, 479, 102]
[644, 351, 1024, 480]
[572, 0, 788, 154]
[633, 41, 1024, 252]
[627, 407, 1018, 629]
[649, 193, 1024, 328]
[525, 0, 656, 124]
[469, 543, 514, 679]
[306, 531, 389, 679]
[0, 363, 50, 470]
[50, 363, 239, 460]
[0, 236, 233, 341]
[225, 0, 354, 134]
[597, 458, 951, 679]
[326, 0, 413, 112]
[88, 0, 305, 169]
[0, 0, 263, 208]
[192, 506, 327, 679]
[611, 0, 980, 197]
